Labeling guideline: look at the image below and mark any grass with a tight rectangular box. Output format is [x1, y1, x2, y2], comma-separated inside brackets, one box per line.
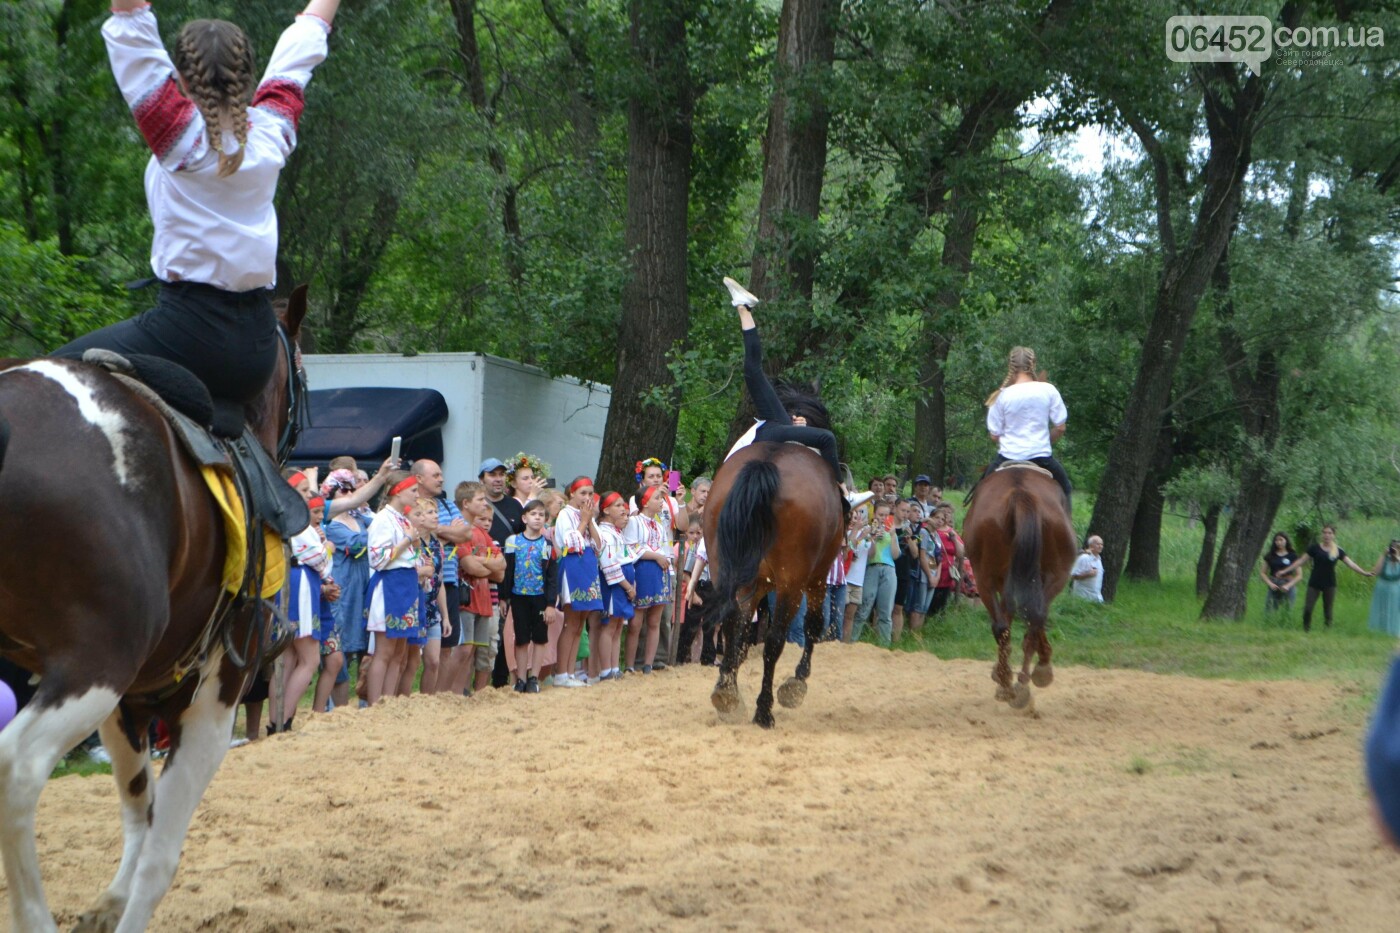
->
[883, 494, 1398, 702]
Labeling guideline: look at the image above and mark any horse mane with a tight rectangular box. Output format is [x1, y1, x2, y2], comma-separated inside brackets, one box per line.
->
[772, 379, 832, 432]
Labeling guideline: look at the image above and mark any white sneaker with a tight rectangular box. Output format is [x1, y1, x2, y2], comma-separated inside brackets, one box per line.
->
[847, 490, 875, 509]
[723, 276, 759, 308]
[570, 673, 592, 687]
[554, 674, 585, 688]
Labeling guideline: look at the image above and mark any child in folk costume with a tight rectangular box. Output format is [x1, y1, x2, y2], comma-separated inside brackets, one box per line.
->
[553, 478, 603, 688]
[364, 473, 425, 704]
[595, 493, 638, 681]
[720, 278, 873, 509]
[624, 485, 673, 674]
[59, 0, 342, 410]
[504, 501, 555, 693]
[278, 477, 339, 733]
[403, 498, 449, 695]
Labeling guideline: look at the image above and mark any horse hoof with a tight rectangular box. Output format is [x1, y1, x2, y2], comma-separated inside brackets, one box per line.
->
[995, 685, 1015, 703]
[1016, 670, 1030, 685]
[1009, 682, 1033, 710]
[74, 896, 124, 933]
[712, 688, 746, 723]
[1031, 663, 1054, 688]
[753, 709, 776, 729]
[777, 678, 807, 709]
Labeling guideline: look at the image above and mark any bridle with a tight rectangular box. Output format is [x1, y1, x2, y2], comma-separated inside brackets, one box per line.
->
[274, 323, 308, 467]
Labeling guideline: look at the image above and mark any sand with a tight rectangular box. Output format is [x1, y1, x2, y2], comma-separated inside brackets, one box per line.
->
[11, 644, 1400, 932]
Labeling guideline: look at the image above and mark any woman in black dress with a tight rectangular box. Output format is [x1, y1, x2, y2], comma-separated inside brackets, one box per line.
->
[1287, 524, 1374, 631]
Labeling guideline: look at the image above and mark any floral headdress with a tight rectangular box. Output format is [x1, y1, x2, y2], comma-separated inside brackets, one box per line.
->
[635, 457, 667, 486]
[508, 452, 550, 481]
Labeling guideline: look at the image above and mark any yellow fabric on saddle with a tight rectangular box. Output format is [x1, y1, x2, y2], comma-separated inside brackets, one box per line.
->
[199, 465, 287, 598]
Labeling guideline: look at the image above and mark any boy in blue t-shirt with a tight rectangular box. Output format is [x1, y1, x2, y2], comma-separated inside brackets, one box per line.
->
[503, 500, 554, 693]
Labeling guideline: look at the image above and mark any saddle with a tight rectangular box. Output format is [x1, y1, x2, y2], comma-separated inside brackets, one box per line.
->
[82, 350, 309, 538]
[961, 460, 1054, 510]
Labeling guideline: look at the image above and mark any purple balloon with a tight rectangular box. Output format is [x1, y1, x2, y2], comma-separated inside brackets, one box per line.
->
[0, 680, 16, 732]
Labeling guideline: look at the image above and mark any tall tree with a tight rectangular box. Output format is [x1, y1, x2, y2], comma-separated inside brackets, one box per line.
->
[596, 0, 697, 493]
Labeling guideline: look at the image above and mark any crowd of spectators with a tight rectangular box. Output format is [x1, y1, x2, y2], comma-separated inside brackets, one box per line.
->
[246, 459, 985, 737]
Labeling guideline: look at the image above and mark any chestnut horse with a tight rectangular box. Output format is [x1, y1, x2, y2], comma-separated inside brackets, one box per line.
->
[0, 287, 308, 933]
[962, 464, 1076, 711]
[703, 442, 845, 728]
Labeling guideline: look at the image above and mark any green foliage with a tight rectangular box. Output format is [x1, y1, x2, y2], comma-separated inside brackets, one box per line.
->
[0, 222, 128, 355]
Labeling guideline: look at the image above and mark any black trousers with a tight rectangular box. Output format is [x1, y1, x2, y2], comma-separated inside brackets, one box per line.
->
[53, 281, 279, 406]
[743, 328, 840, 479]
[986, 454, 1073, 508]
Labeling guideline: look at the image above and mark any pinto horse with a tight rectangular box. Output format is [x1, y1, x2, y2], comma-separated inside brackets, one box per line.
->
[703, 441, 845, 728]
[0, 287, 308, 933]
[962, 464, 1077, 711]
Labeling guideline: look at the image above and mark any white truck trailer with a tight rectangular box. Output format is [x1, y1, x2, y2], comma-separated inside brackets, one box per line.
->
[296, 352, 611, 483]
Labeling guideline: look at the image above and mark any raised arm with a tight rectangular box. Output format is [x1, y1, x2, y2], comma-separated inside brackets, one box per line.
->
[302, 0, 342, 27]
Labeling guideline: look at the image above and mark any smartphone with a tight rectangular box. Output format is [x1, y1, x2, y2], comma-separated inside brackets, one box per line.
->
[666, 469, 682, 494]
[389, 435, 401, 466]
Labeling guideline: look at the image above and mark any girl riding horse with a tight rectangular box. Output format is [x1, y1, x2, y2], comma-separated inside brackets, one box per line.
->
[983, 346, 1072, 508]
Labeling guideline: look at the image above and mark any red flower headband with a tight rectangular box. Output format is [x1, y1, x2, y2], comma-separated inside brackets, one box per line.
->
[634, 457, 666, 485]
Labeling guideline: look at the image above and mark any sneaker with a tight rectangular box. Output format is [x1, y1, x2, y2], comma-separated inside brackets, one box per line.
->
[570, 673, 591, 687]
[652, 660, 668, 671]
[514, 678, 527, 693]
[642, 664, 653, 674]
[526, 676, 541, 694]
[723, 276, 759, 309]
[555, 674, 585, 688]
[847, 490, 875, 509]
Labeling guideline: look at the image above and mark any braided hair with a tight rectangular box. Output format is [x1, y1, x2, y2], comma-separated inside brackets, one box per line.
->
[173, 20, 256, 179]
[984, 346, 1038, 408]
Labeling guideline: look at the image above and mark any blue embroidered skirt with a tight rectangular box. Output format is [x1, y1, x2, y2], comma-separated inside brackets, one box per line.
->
[602, 562, 636, 622]
[559, 550, 604, 611]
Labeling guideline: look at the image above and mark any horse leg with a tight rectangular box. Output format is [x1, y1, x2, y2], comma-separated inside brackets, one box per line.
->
[779, 584, 825, 709]
[0, 681, 121, 933]
[1030, 625, 1054, 688]
[1008, 625, 1038, 710]
[711, 594, 754, 722]
[73, 708, 154, 933]
[113, 661, 238, 933]
[989, 597, 1015, 703]
[753, 593, 795, 729]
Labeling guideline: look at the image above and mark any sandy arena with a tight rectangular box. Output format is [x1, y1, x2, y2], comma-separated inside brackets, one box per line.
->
[10, 644, 1399, 931]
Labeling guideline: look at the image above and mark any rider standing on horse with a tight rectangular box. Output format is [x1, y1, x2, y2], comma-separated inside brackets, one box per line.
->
[54, 0, 341, 410]
[983, 347, 1072, 507]
[721, 277, 874, 510]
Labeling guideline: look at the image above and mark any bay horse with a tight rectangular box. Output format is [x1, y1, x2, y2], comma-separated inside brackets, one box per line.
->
[703, 441, 845, 728]
[962, 464, 1077, 710]
[0, 286, 309, 933]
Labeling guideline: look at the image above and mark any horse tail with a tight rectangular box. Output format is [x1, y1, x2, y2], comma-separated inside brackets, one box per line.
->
[1003, 487, 1046, 623]
[704, 457, 781, 632]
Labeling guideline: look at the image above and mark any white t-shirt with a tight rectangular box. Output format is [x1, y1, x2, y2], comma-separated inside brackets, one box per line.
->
[987, 381, 1067, 461]
[1071, 552, 1104, 602]
[846, 538, 874, 587]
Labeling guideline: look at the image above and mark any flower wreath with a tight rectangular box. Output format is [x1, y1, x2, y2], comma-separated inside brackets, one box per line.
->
[635, 457, 667, 486]
[507, 452, 551, 481]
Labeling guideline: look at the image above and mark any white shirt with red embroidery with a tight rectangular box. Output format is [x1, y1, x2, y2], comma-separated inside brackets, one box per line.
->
[103, 6, 330, 292]
[289, 524, 332, 581]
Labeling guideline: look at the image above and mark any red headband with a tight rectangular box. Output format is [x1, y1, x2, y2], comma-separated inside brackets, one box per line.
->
[568, 476, 594, 495]
[600, 492, 623, 511]
[306, 495, 325, 509]
[390, 476, 418, 497]
[639, 484, 663, 509]
[286, 471, 306, 488]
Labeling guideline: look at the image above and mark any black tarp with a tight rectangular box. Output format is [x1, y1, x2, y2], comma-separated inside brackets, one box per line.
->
[290, 387, 448, 469]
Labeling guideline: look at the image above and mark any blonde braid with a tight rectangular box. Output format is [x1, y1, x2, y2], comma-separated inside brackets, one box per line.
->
[174, 20, 257, 178]
[985, 346, 1038, 407]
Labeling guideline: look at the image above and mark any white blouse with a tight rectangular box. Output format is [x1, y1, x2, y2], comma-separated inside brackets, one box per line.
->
[103, 7, 331, 291]
[553, 505, 596, 558]
[289, 524, 332, 580]
[597, 522, 638, 585]
[367, 507, 416, 572]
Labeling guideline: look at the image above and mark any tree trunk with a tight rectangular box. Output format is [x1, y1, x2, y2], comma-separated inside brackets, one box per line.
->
[912, 186, 979, 484]
[1088, 55, 1277, 601]
[596, 0, 694, 493]
[1125, 427, 1173, 582]
[1195, 503, 1221, 600]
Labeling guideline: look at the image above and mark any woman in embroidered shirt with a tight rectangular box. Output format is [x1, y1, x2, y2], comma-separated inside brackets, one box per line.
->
[623, 486, 673, 675]
[56, 0, 341, 412]
[552, 477, 602, 688]
[595, 493, 637, 682]
[322, 469, 373, 700]
[364, 473, 423, 704]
